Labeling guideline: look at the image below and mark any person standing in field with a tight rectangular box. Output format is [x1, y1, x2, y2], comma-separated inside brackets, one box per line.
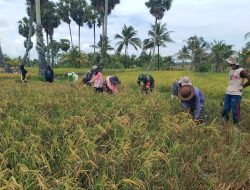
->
[103, 76, 121, 94]
[88, 65, 103, 92]
[177, 76, 205, 122]
[137, 74, 154, 93]
[44, 65, 54, 83]
[222, 56, 250, 127]
[19, 64, 28, 83]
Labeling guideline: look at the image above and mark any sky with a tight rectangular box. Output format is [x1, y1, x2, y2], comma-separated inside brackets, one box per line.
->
[0, 0, 249, 59]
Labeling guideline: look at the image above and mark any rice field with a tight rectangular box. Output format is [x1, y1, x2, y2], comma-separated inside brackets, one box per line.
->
[0, 69, 249, 189]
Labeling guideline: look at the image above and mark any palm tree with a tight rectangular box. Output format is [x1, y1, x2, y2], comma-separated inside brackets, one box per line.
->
[94, 35, 114, 65]
[186, 36, 209, 72]
[60, 47, 89, 67]
[145, 0, 173, 70]
[60, 39, 70, 52]
[144, 23, 174, 70]
[35, 0, 47, 75]
[70, 0, 88, 53]
[42, 1, 61, 66]
[176, 46, 191, 70]
[210, 40, 233, 72]
[87, 7, 101, 55]
[90, 0, 120, 64]
[114, 25, 141, 69]
[57, 0, 74, 49]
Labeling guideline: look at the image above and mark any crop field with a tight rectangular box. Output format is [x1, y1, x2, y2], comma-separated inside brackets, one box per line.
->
[0, 69, 250, 189]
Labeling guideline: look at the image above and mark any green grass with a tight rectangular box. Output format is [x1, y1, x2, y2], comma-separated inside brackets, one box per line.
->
[0, 69, 249, 189]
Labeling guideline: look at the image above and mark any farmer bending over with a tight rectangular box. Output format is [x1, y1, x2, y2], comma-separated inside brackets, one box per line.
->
[137, 74, 154, 93]
[67, 72, 79, 83]
[103, 76, 121, 94]
[88, 65, 103, 92]
[83, 69, 94, 86]
[222, 56, 250, 127]
[178, 76, 205, 122]
[44, 65, 54, 83]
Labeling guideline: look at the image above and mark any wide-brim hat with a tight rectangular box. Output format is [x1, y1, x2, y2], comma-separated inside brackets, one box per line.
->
[110, 76, 121, 85]
[178, 85, 195, 101]
[226, 56, 239, 65]
[179, 76, 192, 86]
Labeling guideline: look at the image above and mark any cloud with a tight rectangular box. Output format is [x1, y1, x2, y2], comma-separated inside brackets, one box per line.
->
[0, 0, 249, 59]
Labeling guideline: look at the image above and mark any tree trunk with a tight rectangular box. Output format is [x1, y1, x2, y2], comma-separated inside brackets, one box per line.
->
[148, 17, 157, 70]
[94, 21, 96, 54]
[125, 45, 128, 69]
[68, 23, 74, 49]
[104, 0, 108, 38]
[35, 0, 47, 76]
[157, 45, 160, 71]
[50, 35, 54, 67]
[46, 32, 51, 65]
[21, 0, 33, 66]
[93, 21, 96, 65]
[78, 25, 81, 52]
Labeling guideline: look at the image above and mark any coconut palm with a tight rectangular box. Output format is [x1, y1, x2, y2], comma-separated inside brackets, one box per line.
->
[145, 0, 173, 70]
[42, 1, 61, 65]
[115, 25, 141, 69]
[60, 47, 89, 67]
[210, 40, 233, 72]
[87, 7, 101, 55]
[176, 46, 191, 70]
[94, 35, 114, 65]
[186, 36, 209, 72]
[57, 0, 74, 49]
[144, 23, 174, 70]
[90, 0, 120, 64]
[70, 0, 89, 53]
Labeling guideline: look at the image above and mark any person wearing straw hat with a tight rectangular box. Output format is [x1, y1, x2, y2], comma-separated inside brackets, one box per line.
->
[221, 56, 250, 127]
[178, 76, 205, 121]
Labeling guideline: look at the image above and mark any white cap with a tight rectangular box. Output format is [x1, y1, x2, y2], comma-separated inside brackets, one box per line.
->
[179, 76, 192, 86]
[226, 56, 239, 65]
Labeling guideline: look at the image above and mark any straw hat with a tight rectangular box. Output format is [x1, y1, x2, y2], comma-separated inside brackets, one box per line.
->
[178, 85, 195, 101]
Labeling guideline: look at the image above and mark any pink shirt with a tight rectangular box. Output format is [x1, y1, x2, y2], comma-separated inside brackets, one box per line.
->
[93, 72, 103, 88]
[106, 76, 119, 94]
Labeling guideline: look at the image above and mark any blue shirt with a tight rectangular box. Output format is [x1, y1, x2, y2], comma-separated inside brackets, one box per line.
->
[181, 87, 205, 119]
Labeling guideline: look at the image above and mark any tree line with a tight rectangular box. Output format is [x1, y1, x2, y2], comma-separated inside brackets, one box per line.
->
[0, 0, 250, 73]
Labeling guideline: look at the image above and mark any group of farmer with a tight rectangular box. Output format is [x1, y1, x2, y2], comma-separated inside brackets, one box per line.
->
[19, 55, 250, 127]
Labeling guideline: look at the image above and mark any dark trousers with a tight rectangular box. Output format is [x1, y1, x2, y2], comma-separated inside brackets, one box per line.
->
[95, 87, 103, 92]
[222, 94, 241, 124]
[21, 73, 27, 81]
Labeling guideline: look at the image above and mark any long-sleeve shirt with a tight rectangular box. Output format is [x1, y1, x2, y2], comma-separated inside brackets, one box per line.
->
[181, 87, 205, 119]
[240, 70, 250, 88]
[92, 72, 103, 88]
